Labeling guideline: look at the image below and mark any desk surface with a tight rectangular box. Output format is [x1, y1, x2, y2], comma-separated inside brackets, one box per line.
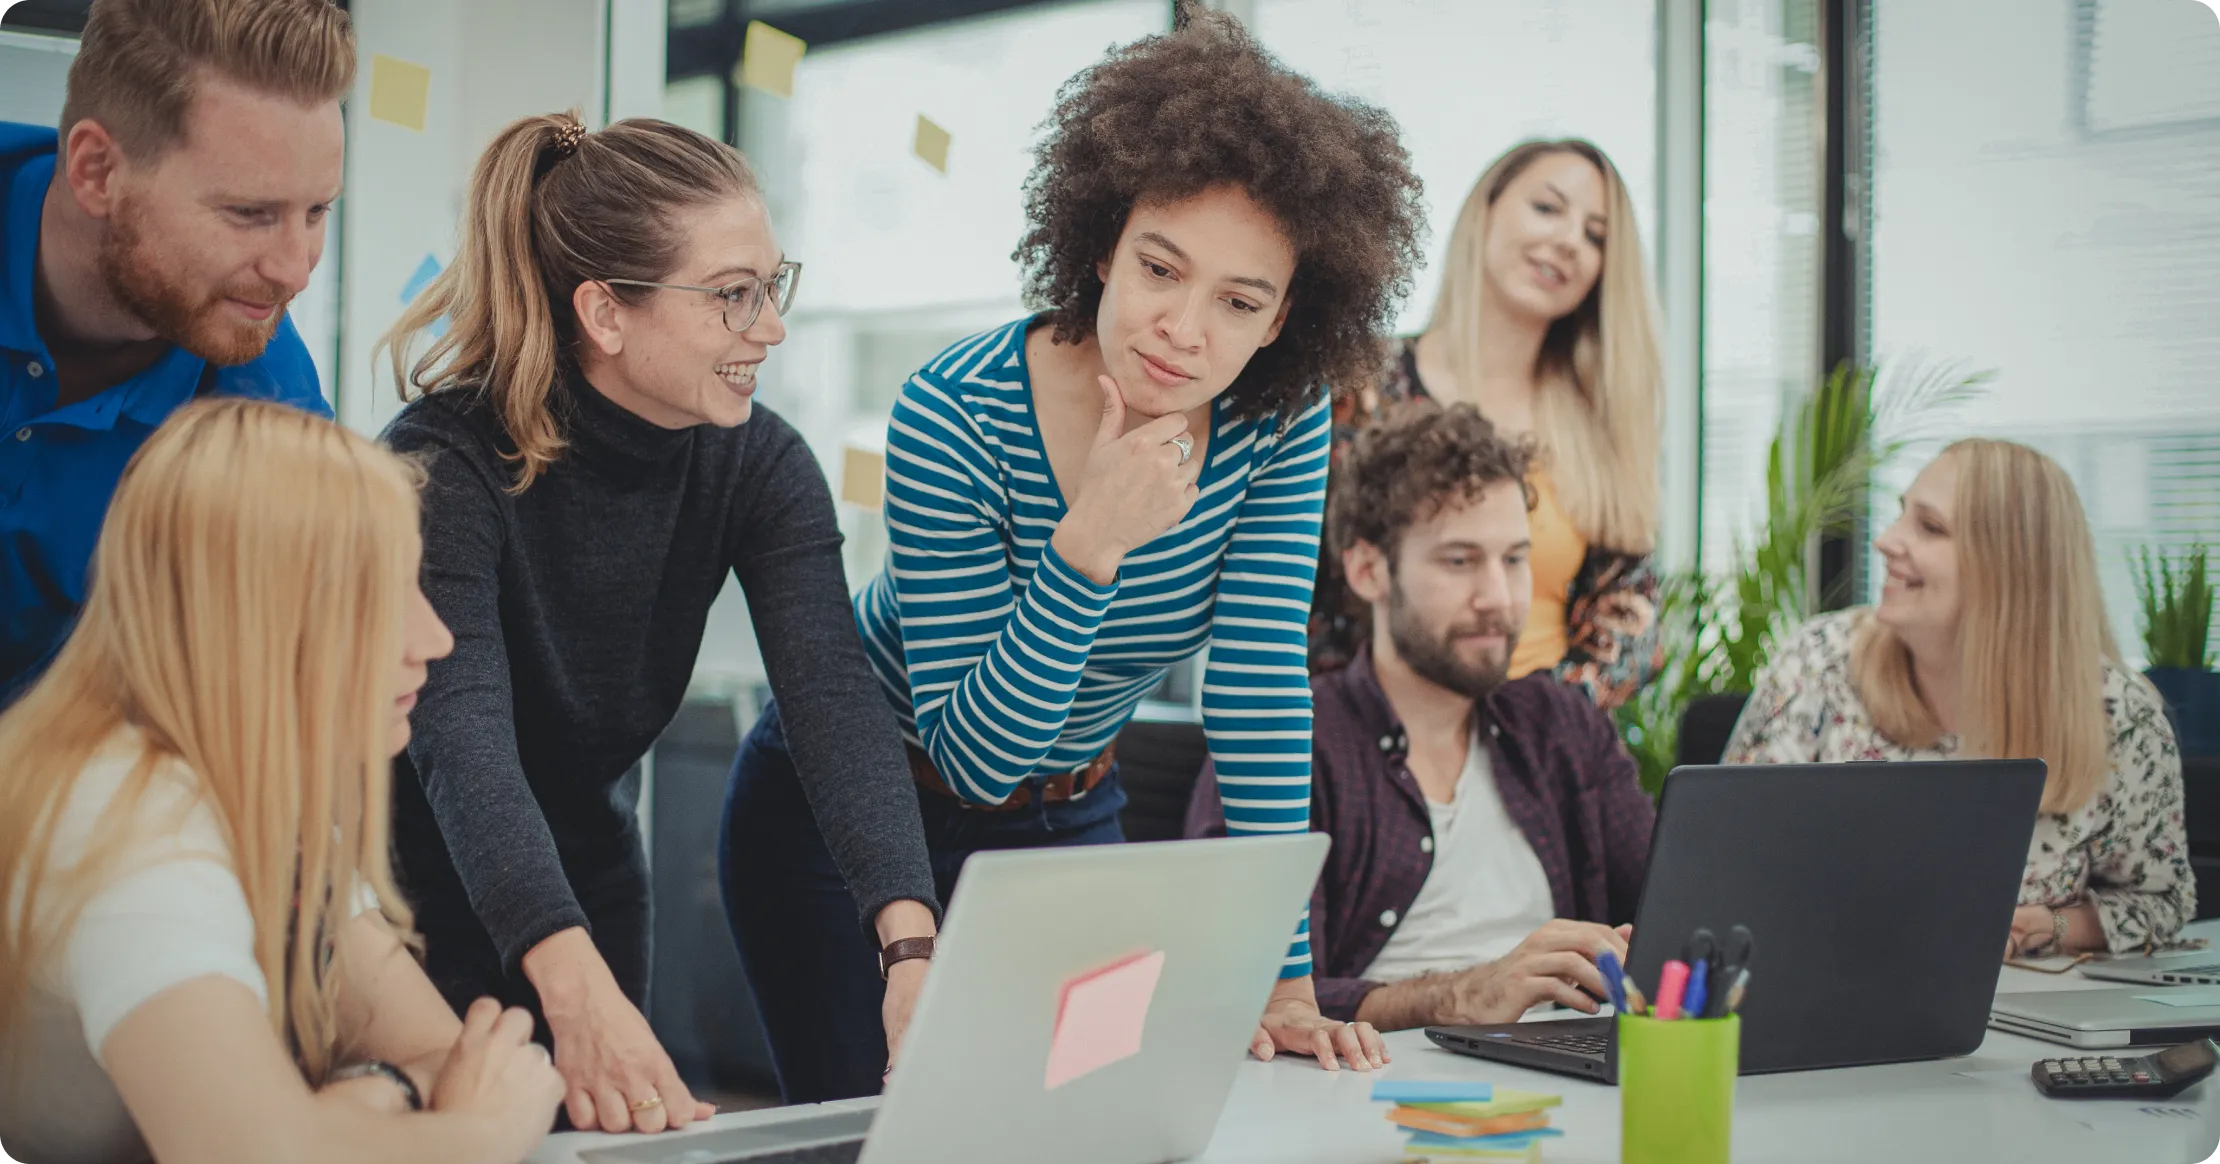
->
[532, 935, 2220, 1164]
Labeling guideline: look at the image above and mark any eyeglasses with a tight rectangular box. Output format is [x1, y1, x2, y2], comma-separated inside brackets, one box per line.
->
[603, 260, 802, 333]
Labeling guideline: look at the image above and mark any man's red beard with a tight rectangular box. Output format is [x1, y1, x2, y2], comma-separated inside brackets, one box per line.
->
[97, 196, 293, 367]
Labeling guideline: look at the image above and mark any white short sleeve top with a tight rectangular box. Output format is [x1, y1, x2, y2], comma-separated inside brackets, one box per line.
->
[0, 729, 268, 1164]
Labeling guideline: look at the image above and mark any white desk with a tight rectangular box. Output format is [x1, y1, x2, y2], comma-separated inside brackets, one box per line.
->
[533, 942, 2220, 1164]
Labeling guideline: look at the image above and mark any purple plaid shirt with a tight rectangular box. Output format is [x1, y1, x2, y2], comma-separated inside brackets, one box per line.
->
[1185, 645, 1656, 1020]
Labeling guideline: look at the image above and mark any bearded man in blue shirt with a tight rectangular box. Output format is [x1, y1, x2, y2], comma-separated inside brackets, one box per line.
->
[0, 0, 346, 699]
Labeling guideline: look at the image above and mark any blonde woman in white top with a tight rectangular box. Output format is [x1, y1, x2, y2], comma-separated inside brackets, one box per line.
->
[1726, 439, 2193, 956]
[0, 400, 564, 1164]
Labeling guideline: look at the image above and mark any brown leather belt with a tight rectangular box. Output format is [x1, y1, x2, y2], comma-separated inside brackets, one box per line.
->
[906, 743, 1117, 813]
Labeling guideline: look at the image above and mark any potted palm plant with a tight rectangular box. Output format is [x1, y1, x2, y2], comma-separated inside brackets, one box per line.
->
[1615, 360, 1986, 791]
[2133, 544, 2217, 757]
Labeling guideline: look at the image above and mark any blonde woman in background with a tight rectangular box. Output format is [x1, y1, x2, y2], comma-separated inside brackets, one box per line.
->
[1309, 139, 1665, 711]
[1725, 439, 2193, 956]
[0, 401, 563, 1164]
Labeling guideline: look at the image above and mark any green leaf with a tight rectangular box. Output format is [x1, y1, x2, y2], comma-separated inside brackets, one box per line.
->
[1617, 358, 1991, 788]
[2133, 544, 2215, 669]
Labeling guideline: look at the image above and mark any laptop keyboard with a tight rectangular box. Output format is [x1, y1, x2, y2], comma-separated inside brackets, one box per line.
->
[1516, 1031, 1611, 1056]
[740, 1143, 864, 1164]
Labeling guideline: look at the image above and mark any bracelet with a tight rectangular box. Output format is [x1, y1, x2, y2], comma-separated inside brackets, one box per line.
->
[2051, 906, 2072, 953]
[328, 1059, 424, 1112]
[879, 936, 936, 980]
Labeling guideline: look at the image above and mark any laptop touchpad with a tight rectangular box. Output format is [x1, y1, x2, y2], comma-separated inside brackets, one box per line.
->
[578, 1109, 876, 1164]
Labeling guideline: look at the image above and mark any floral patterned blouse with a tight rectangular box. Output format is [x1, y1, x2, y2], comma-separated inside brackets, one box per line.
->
[1724, 609, 2195, 953]
[1307, 338, 1663, 709]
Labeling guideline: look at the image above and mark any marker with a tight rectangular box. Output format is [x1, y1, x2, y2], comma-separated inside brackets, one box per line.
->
[1681, 964, 1709, 1020]
[1724, 967, 1750, 1015]
[1597, 951, 1630, 1014]
[1710, 925, 1753, 1019]
[1654, 960, 1691, 1021]
[1680, 929, 1718, 1021]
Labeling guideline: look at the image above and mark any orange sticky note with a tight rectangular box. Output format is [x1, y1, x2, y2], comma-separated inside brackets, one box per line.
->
[1044, 949, 1164, 1090]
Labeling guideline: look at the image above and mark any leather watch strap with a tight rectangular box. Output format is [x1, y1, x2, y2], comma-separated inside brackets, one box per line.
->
[879, 936, 936, 980]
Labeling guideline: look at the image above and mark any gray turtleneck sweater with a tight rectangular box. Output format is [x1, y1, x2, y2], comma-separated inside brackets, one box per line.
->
[384, 372, 936, 982]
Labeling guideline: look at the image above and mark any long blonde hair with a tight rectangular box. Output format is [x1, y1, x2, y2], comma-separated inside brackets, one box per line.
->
[1852, 439, 2121, 814]
[377, 112, 757, 492]
[0, 400, 421, 1083]
[1423, 139, 1662, 554]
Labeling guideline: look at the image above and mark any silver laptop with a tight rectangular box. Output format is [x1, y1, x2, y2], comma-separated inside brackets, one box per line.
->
[563, 833, 1328, 1164]
[2078, 949, 2220, 988]
[1991, 988, 2220, 1049]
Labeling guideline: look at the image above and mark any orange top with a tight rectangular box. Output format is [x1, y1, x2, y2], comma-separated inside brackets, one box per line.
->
[1510, 470, 1588, 680]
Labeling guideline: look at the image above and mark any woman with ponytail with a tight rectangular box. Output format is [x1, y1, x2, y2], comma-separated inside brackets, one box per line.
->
[377, 113, 939, 1133]
[0, 400, 562, 1164]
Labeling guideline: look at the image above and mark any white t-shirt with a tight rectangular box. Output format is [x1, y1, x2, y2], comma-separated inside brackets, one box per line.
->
[1362, 730, 1556, 984]
[0, 729, 269, 1164]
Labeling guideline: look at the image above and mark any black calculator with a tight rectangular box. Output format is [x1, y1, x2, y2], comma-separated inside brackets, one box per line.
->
[2032, 1038, 2219, 1099]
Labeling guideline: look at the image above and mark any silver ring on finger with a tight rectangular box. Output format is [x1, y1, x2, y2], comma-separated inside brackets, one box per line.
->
[1168, 433, 1194, 465]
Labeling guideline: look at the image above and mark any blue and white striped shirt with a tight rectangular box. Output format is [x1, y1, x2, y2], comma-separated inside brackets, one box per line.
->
[855, 319, 1327, 978]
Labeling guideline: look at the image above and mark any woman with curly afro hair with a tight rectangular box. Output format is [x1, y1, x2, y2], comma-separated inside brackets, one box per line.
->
[719, 7, 1424, 1101]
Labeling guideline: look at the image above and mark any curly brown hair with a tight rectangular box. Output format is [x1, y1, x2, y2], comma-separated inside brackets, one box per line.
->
[1015, 7, 1425, 423]
[1329, 399, 1536, 562]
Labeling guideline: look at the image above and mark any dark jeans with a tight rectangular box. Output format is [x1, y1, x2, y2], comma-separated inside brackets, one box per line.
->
[719, 697, 1126, 1103]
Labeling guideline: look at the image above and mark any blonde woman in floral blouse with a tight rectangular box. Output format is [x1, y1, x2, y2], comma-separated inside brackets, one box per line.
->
[1726, 439, 2192, 956]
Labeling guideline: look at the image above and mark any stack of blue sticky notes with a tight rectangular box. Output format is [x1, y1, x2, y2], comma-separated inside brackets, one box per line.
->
[1371, 1080, 1566, 1162]
[1402, 1128, 1566, 1161]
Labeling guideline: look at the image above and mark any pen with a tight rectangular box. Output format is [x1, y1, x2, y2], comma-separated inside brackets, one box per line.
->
[1597, 950, 1629, 1015]
[1624, 979, 1649, 1017]
[1654, 959, 1691, 1021]
[1682, 962, 1709, 1020]
[1724, 967, 1750, 1015]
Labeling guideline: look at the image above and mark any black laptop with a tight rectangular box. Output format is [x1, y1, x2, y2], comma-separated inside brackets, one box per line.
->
[1427, 759, 2047, 1083]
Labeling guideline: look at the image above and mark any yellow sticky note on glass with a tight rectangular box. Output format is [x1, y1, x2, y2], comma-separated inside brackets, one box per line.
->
[368, 54, 431, 132]
[840, 445, 885, 510]
[739, 21, 806, 99]
[913, 115, 951, 174]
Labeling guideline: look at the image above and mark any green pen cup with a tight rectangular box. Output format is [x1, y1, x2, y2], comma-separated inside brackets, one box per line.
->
[1618, 1013, 1739, 1164]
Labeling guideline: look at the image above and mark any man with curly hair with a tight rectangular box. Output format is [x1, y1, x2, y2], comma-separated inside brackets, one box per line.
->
[1188, 400, 1654, 1029]
[720, 7, 1423, 1099]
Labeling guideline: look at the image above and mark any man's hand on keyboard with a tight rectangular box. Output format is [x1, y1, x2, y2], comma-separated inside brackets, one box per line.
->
[1357, 921, 1631, 1031]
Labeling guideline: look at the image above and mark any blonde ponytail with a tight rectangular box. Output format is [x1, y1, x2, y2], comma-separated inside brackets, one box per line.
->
[376, 111, 758, 490]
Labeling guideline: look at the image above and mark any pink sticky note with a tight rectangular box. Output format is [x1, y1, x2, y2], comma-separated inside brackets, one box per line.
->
[1043, 949, 1166, 1090]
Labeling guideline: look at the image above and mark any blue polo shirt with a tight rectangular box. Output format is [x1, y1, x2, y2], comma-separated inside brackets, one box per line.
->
[0, 121, 332, 698]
